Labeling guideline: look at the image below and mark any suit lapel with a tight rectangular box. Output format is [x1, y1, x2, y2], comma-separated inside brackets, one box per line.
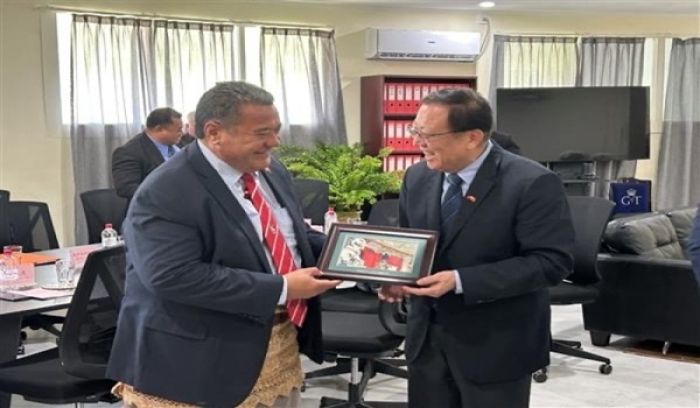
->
[424, 170, 443, 232]
[440, 146, 502, 251]
[186, 144, 271, 272]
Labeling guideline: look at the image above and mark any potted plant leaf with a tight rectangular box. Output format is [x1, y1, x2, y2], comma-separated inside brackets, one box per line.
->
[277, 143, 401, 222]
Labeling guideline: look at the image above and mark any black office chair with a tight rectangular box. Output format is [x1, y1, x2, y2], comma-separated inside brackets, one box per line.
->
[292, 178, 329, 226]
[0, 245, 125, 406]
[0, 190, 9, 247]
[533, 196, 615, 383]
[6, 201, 59, 252]
[80, 189, 128, 244]
[366, 199, 399, 227]
[316, 301, 408, 408]
[5, 201, 63, 350]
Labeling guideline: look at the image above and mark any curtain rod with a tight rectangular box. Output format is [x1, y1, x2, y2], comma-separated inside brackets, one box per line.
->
[495, 31, 676, 39]
[36, 4, 334, 30]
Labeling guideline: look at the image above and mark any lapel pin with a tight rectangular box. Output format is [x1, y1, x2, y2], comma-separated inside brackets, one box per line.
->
[466, 195, 477, 203]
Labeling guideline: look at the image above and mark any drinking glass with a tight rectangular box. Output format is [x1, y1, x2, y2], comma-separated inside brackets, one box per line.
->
[2, 245, 23, 264]
[55, 259, 76, 288]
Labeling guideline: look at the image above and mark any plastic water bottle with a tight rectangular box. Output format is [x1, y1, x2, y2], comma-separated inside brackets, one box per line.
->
[324, 207, 337, 234]
[101, 223, 118, 247]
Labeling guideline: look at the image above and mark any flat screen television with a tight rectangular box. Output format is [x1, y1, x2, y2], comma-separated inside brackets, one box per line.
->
[496, 87, 650, 163]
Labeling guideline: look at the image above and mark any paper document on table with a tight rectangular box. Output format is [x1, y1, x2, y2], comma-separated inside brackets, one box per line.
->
[19, 253, 59, 265]
[6, 287, 73, 300]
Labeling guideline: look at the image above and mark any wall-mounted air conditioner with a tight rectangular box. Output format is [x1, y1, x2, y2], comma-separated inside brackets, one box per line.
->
[365, 28, 481, 62]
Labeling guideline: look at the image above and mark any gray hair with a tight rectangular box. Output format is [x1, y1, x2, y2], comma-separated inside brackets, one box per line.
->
[194, 81, 274, 139]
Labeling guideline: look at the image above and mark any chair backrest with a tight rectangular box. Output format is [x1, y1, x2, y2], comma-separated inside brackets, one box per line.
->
[367, 199, 400, 227]
[567, 196, 615, 285]
[7, 201, 59, 251]
[292, 179, 329, 226]
[80, 189, 128, 244]
[59, 245, 126, 379]
[0, 190, 9, 247]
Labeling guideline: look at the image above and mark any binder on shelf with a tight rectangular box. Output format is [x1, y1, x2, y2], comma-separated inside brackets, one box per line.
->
[385, 83, 397, 114]
[396, 83, 405, 113]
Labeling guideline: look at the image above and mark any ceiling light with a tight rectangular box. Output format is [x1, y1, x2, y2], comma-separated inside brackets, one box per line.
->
[478, 1, 496, 8]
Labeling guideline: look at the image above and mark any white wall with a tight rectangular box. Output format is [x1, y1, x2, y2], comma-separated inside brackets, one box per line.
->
[1, 0, 697, 245]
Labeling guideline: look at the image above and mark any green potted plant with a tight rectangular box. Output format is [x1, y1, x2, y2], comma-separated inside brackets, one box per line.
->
[277, 143, 401, 222]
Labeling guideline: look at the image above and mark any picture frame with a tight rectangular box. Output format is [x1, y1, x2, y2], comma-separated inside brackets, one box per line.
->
[318, 224, 438, 285]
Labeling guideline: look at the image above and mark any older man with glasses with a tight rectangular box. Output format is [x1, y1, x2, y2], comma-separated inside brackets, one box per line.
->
[381, 88, 574, 408]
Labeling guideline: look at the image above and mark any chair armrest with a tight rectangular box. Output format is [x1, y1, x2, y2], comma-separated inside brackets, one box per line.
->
[378, 300, 407, 337]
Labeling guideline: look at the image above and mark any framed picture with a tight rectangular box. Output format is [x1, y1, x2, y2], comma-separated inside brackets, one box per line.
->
[318, 224, 438, 285]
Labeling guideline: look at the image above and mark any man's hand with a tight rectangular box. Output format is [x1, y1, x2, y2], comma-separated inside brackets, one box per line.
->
[402, 271, 456, 298]
[286, 267, 341, 300]
[378, 285, 407, 303]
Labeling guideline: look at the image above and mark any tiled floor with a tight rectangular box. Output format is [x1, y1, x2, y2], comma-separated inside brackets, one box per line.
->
[11, 305, 700, 407]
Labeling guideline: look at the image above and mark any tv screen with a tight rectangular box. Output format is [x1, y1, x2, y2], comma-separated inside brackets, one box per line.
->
[496, 87, 650, 163]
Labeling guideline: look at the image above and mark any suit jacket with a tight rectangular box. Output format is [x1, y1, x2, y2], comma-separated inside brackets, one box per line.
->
[177, 133, 196, 148]
[112, 132, 166, 201]
[400, 143, 574, 384]
[106, 142, 325, 407]
[491, 131, 521, 155]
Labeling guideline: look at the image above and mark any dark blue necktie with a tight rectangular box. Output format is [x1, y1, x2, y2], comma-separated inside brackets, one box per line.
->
[441, 173, 464, 234]
[166, 145, 175, 159]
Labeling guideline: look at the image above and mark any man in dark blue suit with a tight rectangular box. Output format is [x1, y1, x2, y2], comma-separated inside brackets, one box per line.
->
[381, 88, 574, 407]
[107, 82, 339, 407]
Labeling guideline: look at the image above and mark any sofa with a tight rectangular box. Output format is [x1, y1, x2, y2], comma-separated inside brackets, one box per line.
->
[582, 206, 700, 348]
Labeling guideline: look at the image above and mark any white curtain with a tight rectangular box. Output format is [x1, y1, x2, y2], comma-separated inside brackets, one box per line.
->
[70, 14, 237, 243]
[489, 35, 579, 121]
[579, 37, 646, 197]
[261, 27, 347, 147]
[656, 38, 700, 209]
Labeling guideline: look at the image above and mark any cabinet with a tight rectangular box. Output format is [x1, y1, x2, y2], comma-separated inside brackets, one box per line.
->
[360, 75, 477, 172]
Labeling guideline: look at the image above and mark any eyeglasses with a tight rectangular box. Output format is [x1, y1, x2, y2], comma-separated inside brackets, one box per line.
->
[406, 124, 461, 141]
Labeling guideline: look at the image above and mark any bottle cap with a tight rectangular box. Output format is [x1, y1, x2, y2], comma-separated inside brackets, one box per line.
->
[105, 223, 113, 228]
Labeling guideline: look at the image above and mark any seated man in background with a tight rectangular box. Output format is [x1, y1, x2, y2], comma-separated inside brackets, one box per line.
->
[107, 81, 339, 408]
[177, 111, 196, 148]
[111, 107, 182, 201]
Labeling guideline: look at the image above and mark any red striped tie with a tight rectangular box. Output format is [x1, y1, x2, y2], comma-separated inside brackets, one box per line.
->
[241, 173, 307, 327]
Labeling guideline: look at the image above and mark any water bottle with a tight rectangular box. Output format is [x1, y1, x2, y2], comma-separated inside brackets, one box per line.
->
[101, 223, 118, 247]
[324, 207, 337, 234]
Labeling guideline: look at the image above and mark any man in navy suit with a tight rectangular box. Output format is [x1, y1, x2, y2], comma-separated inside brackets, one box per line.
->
[381, 88, 574, 407]
[107, 82, 339, 407]
[112, 107, 183, 202]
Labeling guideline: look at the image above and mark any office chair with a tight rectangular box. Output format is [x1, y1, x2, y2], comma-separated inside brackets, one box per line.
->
[0, 246, 125, 406]
[316, 301, 408, 408]
[6, 201, 59, 252]
[79, 189, 128, 244]
[533, 196, 615, 383]
[0, 190, 9, 247]
[366, 199, 399, 227]
[309, 198, 404, 384]
[4, 201, 63, 351]
[292, 178, 329, 226]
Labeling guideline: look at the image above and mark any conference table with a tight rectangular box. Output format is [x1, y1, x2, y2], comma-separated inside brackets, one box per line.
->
[0, 247, 76, 408]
